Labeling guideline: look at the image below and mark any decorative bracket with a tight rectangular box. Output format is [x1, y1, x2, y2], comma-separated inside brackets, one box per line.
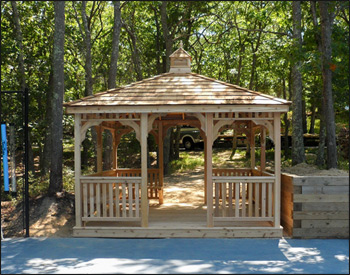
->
[120, 120, 141, 141]
[252, 119, 274, 142]
[80, 121, 101, 144]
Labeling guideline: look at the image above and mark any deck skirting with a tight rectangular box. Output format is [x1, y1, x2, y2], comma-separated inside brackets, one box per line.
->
[73, 226, 283, 238]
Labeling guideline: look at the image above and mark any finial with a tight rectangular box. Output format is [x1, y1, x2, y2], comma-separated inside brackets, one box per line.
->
[179, 40, 183, 48]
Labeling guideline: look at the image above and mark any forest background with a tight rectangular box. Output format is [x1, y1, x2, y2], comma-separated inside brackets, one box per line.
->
[1, 1, 349, 198]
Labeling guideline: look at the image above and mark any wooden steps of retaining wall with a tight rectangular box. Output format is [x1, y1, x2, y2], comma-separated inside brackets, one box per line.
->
[73, 226, 283, 238]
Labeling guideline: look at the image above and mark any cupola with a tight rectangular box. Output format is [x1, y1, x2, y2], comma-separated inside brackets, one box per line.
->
[169, 41, 192, 73]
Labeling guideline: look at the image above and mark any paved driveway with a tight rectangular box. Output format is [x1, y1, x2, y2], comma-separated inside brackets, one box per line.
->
[1, 237, 349, 274]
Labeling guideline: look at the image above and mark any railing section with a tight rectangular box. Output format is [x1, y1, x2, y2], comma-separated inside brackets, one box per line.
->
[115, 168, 161, 200]
[80, 176, 141, 222]
[212, 169, 275, 222]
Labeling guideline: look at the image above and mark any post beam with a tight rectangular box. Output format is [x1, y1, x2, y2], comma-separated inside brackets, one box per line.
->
[158, 121, 164, 204]
[74, 114, 82, 227]
[141, 113, 148, 227]
[206, 113, 213, 227]
[273, 112, 281, 228]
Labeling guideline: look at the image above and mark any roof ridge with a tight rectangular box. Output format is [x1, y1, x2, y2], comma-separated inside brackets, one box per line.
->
[190, 73, 290, 104]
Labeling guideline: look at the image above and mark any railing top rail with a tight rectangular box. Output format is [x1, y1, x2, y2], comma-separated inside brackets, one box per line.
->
[213, 176, 275, 183]
[80, 176, 142, 183]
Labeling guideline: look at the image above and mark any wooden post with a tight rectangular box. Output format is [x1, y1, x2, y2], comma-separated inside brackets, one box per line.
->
[206, 113, 213, 227]
[74, 114, 82, 227]
[113, 129, 118, 169]
[141, 113, 148, 227]
[204, 136, 207, 204]
[273, 112, 281, 228]
[250, 121, 255, 169]
[158, 121, 164, 204]
[260, 126, 266, 172]
[96, 125, 103, 173]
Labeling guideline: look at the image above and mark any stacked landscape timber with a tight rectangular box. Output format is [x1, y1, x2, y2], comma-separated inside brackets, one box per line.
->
[281, 173, 349, 238]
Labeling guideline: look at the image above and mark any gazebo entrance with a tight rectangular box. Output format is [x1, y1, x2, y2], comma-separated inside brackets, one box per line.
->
[64, 46, 290, 238]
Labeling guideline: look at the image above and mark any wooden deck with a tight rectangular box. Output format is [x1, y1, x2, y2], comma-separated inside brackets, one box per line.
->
[73, 202, 283, 238]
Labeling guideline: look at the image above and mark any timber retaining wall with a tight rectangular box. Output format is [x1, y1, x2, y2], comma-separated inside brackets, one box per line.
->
[281, 173, 349, 238]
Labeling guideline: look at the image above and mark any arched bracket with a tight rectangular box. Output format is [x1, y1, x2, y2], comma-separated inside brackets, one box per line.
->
[252, 119, 274, 142]
[80, 121, 101, 144]
[213, 120, 235, 143]
[189, 112, 206, 133]
[148, 113, 166, 133]
[120, 120, 141, 142]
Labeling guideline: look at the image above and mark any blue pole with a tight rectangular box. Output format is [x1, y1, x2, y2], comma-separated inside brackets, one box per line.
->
[1, 123, 9, 193]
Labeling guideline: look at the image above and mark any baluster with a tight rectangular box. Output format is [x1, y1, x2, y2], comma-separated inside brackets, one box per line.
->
[122, 183, 127, 217]
[83, 183, 88, 218]
[135, 183, 140, 217]
[261, 182, 266, 217]
[96, 183, 101, 217]
[255, 182, 260, 217]
[102, 183, 107, 217]
[109, 184, 113, 217]
[268, 182, 273, 217]
[228, 182, 233, 216]
[90, 183, 95, 217]
[242, 182, 246, 217]
[235, 182, 240, 217]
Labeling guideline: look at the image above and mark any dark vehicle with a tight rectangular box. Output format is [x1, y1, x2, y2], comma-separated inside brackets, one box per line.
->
[179, 126, 202, 150]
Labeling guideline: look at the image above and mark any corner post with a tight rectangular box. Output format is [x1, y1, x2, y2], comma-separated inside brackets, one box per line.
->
[74, 114, 82, 227]
[141, 113, 148, 227]
[158, 121, 164, 204]
[206, 113, 213, 227]
[273, 112, 281, 228]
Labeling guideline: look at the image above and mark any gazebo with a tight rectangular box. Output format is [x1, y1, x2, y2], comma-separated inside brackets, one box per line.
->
[64, 46, 291, 238]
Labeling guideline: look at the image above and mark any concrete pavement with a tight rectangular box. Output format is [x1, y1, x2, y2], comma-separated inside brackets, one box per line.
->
[1, 237, 349, 274]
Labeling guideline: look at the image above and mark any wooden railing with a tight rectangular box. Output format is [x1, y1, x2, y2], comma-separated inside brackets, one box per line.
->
[80, 176, 142, 222]
[114, 168, 162, 201]
[84, 168, 162, 202]
[212, 168, 275, 222]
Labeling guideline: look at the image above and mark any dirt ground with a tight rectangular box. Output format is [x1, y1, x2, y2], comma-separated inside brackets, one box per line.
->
[1, 156, 348, 238]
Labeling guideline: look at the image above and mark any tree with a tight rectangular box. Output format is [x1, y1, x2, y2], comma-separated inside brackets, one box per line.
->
[291, 1, 306, 165]
[319, 1, 337, 169]
[10, 1, 35, 173]
[48, 1, 65, 195]
[108, 1, 121, 89]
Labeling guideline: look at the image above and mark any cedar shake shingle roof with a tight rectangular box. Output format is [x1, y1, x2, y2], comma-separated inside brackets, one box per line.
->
[64, 72, 290, 108]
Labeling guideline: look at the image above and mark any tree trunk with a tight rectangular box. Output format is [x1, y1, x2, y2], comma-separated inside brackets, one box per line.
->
[108, 1, 121, 89]
[319, 1, 337, 169]
[41, 70, 53, 176]
[302, 99, 307, 134]
[174, 125, 181, 160]
[105, 1, 121, 171]
[160, 1, 172, 72]
[11, 1, 35, 173]
[82, 1, 93, 97]
[291, 1, 306, 165]
[315, 102, 326, 166]
[282, 77, 290, 155]
[309, 102, 316, 134]
[48, 1, 65, 196]
[81, 1, 97, 169]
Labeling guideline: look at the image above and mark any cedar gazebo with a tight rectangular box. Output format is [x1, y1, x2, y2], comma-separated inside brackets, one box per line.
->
[64, 46, 291, 238]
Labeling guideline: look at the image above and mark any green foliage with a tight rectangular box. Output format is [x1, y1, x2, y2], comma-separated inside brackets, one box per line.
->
[1, 0, 349, 193]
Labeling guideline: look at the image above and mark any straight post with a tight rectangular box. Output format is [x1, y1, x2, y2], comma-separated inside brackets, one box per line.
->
[273, 112, 281, 228]
[141, 113, 148, 227]
[206, 113, 213, 227]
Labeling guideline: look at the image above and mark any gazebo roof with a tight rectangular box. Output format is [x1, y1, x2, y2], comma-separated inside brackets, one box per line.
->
[65, 72, 290, 111]
[65, 45, 290, 114]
